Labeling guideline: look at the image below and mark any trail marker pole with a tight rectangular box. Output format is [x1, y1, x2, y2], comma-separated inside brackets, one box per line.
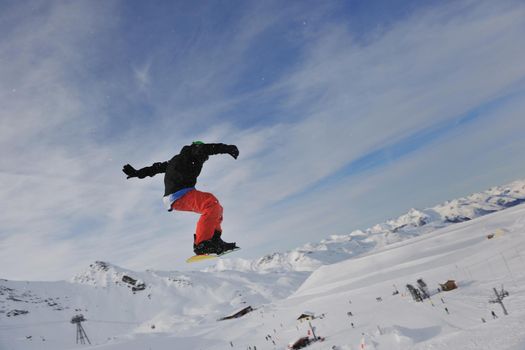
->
[308, 321, 317, 340]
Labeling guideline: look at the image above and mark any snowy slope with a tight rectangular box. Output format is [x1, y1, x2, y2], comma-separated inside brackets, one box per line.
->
[284, 203, 525, 350]
[1, 180, 525, 350]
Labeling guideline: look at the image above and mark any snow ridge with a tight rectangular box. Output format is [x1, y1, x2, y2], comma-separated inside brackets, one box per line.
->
[212, 179, 525, 272]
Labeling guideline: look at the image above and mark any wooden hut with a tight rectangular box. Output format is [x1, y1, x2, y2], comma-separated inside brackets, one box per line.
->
[439, 280, 458, 291]
[297, 312, 315, 323]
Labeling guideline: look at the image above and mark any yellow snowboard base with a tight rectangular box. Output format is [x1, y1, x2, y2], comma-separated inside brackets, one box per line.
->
[186, 248, 240, 263]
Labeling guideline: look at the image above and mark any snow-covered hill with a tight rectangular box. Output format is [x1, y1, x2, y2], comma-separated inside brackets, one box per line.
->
[0, 261, 307, 350]
[1, 179, 525, 350]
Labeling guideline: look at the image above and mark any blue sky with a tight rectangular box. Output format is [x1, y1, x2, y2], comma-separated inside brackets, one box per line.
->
[1, 0, 525, 280]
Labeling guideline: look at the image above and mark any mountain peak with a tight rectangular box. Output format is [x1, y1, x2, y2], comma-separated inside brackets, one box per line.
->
[213, 179, 525, 273]
[71, 261, 132, 287]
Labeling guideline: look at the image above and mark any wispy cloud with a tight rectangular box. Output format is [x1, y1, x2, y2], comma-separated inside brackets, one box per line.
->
[1, 0, 525, 280]
[133, 61, 152, 91]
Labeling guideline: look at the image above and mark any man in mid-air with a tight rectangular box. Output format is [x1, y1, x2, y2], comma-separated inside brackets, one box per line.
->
[122, 141, 239, 255]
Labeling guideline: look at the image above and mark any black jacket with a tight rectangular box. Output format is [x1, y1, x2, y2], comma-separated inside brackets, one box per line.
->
[134, 143, 235, 196]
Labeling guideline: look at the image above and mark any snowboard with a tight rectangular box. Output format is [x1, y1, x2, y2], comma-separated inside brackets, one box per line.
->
[186, 248, 240, 263]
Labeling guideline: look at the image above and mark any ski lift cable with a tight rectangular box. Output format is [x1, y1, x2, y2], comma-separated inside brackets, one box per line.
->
[0, 318, 142, 330]
[0, 320, 67, 330]
[88, 319, 142, 325]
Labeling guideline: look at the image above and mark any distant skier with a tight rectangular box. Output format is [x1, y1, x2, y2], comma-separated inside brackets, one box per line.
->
[122, 141, 239, 255]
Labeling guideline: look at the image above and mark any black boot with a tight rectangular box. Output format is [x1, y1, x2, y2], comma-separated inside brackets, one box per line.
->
[193, 239, 217, 255]
[211, 230, 237, 253]
[193, 231, 237, 255]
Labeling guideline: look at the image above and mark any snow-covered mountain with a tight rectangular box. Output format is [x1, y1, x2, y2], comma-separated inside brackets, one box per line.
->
[213, 179, 525, 272]
[1, 179, 525, 350]
[0, 260, 308, 349]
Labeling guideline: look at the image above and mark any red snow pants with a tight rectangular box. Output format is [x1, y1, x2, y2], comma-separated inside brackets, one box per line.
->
[170, 189, 223, 244]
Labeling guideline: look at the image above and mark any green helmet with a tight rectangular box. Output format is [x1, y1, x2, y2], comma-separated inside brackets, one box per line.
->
[192, 141, 205, 145]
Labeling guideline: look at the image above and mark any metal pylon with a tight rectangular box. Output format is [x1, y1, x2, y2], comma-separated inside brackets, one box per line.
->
[71, 314, 91, 345]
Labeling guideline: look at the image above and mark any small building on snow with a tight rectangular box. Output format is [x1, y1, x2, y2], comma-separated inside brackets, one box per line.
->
[297, 312, 315, 323]
[218, 306, 254, 321]
[439, 280, 458, 291]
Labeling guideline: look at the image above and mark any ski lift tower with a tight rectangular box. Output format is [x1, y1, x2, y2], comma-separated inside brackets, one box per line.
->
[71, 314, 91, 345]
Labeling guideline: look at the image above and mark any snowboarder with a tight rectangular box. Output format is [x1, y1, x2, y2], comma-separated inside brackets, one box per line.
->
[122, 141, 239, 255]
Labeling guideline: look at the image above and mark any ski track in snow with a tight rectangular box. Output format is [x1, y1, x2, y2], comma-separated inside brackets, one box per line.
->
[1, 180, 525, 349]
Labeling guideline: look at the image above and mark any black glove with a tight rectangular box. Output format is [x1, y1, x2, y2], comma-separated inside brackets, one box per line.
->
[226, 145, 239, 159]
[122, 164, 139, 179]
